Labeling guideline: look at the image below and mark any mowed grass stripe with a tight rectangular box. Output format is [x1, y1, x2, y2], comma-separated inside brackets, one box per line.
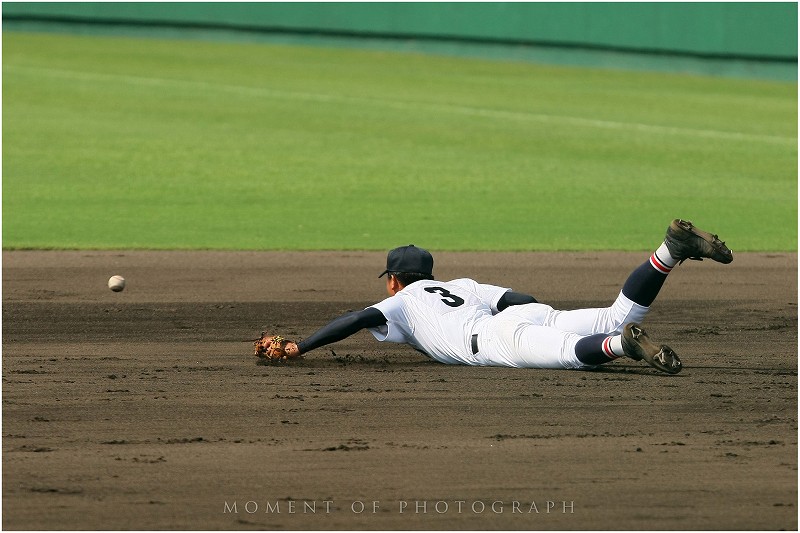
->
[7, 63, 795, 146]
[3, 32, 796, 251]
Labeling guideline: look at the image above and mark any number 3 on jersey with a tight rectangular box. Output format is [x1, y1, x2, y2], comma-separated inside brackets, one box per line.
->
[424, 286, 465, 307]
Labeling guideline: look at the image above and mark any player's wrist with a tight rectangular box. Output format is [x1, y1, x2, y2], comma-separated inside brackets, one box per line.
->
[285, 342, 300, 357]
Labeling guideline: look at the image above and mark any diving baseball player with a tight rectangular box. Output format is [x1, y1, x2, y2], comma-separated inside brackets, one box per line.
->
[255, 219, 732, 374]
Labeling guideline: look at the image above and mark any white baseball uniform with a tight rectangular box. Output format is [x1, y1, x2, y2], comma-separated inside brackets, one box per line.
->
[367, 278, 648, 369]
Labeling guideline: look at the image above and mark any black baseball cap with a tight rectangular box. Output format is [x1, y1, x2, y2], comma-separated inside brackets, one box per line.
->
[378, 245, 434, 278]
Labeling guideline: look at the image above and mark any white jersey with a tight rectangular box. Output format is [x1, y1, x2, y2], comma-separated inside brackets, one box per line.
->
[367, 278, 510, 365]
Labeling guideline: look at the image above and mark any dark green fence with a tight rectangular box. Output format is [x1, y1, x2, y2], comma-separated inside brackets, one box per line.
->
[4, 2, 797, 79]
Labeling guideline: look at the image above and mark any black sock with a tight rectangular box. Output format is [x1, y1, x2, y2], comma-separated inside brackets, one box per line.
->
[621, 261, 668, 307]
[575, 334, 619, 365]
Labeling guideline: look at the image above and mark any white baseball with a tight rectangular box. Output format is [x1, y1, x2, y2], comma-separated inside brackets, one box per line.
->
[108, 275, 126, 292]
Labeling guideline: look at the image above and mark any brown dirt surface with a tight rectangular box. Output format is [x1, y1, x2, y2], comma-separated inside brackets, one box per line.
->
[3, 250, 797, 530]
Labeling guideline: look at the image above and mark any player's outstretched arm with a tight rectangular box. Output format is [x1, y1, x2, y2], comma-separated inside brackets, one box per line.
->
[496, 291, 538, 311]
[289, 307, 388, 356]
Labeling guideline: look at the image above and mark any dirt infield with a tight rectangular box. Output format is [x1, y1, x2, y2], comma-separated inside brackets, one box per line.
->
[3, 250, 797, 530]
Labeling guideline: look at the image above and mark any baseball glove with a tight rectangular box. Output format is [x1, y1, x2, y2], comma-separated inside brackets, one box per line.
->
[253, 333, 300, 361]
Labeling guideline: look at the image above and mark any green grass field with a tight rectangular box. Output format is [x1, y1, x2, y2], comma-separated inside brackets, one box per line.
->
[3, 31, 797, 251]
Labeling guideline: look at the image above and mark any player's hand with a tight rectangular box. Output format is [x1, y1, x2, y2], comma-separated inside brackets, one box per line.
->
[284, 342, 300, 358]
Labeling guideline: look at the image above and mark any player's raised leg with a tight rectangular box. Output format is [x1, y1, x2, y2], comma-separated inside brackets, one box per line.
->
[544, 218, 733, 335]
[615, 217, 733, 308]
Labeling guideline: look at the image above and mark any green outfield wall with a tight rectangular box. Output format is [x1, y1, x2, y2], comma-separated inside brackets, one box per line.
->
[3, 2, 797, 79]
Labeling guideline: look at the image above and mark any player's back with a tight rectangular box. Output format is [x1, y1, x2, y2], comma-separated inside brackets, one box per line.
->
[369, 278, 508, 365]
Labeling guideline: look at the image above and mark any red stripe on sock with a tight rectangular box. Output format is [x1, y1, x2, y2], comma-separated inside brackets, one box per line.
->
[602, 337, 620, 360]
[649, 252, 672, 274]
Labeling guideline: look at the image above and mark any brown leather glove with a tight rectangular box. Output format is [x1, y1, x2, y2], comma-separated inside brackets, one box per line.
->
[253, 333, 300, 361]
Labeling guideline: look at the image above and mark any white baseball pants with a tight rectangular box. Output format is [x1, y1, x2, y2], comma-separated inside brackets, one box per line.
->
[474, 292, 648, 369]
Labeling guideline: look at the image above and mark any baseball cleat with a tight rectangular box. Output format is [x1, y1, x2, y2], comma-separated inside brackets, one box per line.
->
[622, 323, 682, 374]
[664, 219, 733, 264]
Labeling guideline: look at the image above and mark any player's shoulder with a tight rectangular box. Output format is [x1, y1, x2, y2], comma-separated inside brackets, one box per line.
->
[399, 278, 483, 292]
[447, 278, 481, 289]
[447, 278, 512, 300]
[450, 277, 477, 283]
[404, 278, 477, 290]
[398, 278, 454, 294]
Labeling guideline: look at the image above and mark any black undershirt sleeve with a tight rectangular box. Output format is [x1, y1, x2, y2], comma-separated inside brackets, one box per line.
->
[296, 307, 387, 354]
[496, 291, 538, 311]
